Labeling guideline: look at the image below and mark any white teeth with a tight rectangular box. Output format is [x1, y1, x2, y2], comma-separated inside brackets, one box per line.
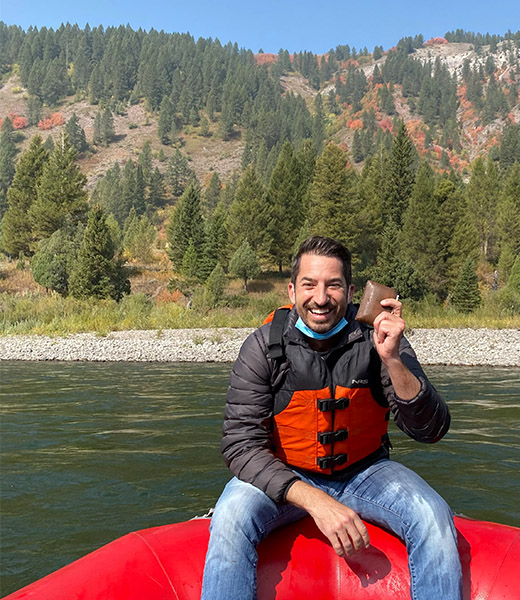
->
[310, 309, 330, 315]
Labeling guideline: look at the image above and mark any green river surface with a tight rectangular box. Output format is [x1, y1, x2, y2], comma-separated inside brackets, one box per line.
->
[1, 361, 519, 596]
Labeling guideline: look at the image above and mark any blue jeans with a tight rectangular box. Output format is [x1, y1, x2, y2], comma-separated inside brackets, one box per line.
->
[201, 459, 462, 600]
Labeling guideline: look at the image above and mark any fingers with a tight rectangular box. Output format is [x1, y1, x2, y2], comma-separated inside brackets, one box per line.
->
[379, 297, 402, 318]
[327, 513, 370, 557]
[373, 300, 405, 341]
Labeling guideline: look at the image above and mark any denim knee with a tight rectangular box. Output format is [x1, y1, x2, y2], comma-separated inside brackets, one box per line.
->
[405, 489, 457, 547]
[209, 478, 275, 546]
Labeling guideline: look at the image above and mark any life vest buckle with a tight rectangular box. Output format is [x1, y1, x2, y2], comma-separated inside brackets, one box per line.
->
[317, 453, 349, 470]
[318, 429, 349, 445]
[318, 398, 350, 412]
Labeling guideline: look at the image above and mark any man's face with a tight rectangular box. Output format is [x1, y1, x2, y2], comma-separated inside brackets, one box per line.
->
[288, 253, 354, 334]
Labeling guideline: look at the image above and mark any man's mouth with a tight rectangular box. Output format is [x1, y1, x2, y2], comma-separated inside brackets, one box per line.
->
[308, 307, 333, 316]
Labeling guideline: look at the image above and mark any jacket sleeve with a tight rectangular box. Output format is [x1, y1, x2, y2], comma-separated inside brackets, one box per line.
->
[221, 327, 301, 503]
[382, 335, 450, 443]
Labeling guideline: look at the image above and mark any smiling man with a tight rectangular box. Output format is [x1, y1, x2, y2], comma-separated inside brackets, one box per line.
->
[201, 236, 462, 600]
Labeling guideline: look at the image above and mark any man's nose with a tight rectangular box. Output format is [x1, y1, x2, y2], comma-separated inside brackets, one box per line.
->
[314, 285, 329, 305]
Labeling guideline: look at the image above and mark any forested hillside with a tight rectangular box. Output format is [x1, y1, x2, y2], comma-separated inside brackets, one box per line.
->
[0, 23, 519, 329]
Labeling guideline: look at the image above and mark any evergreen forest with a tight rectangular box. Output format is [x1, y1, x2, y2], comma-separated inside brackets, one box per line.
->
[0, 22, 519, 332]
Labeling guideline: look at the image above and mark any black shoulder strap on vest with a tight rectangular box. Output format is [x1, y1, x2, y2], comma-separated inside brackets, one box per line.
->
[267, 307, 290, 361]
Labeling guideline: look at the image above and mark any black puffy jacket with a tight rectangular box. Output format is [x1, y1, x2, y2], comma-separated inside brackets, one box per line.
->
[221, 304, 450, 504]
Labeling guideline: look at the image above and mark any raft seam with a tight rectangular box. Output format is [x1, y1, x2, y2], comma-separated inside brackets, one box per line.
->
[487, 530, 519, 597]
[131, 531, 180, 600]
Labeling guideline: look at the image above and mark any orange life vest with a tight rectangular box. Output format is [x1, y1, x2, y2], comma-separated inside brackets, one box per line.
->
[266, 307, 390, 475]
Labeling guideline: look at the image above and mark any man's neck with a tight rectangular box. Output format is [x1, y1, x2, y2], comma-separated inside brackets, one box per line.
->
[307, 337, 335, 352]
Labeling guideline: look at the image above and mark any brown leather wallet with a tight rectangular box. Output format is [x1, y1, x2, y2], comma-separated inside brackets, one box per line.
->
[355, 280, 397, 326]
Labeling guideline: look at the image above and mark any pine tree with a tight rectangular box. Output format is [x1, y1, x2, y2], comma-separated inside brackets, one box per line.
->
[371, 220, 426, 300]
[26, 96, 43, 127]
[451, 258, 481, 312]
[2, 136, 49, 257]
[101, 108, 115, 145]
[166, 181, 206, 273]
[40, 57, 69, 105]
[31, 227, 79, 295]
[0, 116, 17, 217]
[29, 135, 88, 244]
[43, 136, 54, 152]
[69, 207, 130, 301]
[181, 239, 200, 281]
[466, 157, 499, 260]
[204, 262, 227, 308]
[91, 162, 124, 224]
[203, 171, 222, 216]
[400, 163, 441, 294]
[219, 101, 235, 140]
[65, 113, 88, 154]
[499, 123, 520, 171]
[308, 144, 358, 252]
[202, 201, 229, 275]
[267, 141, 306, 271]
[105, 213, 123, 251]
[93, 112, 103, 145]
[138, 140, 153, 186]
[123, 214, 156, 263]
[447, 218, 481, 286]
[158, 97, 174, 145]
[134, 165, 147, 215]
[312, 94, 326, 153]
[229, 240, 260, 291]
[354, 156, 385, 278]
[226, 164, 272, 260]
[496, 163, 520, 258]
[352, 130, 364, 163]
[166, 150, 194, 197]
[433, 177, 465, 295]
[382, 122, 416, 227]
[120, 160, 138, 222]
[147, 167, 166, 210]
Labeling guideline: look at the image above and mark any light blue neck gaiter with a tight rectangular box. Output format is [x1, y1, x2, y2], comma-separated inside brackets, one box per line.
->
[295, 316, 348, 340]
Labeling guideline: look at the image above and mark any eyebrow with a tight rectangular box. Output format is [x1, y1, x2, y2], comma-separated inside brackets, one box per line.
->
[300, 277, 344, 285]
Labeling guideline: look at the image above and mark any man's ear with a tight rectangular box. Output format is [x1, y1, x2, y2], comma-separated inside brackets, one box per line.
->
[348, 284, 355, 303]
[288, 282, 296, 304]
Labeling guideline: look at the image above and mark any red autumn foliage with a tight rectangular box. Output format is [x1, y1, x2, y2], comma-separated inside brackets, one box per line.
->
[346, 118, 363, 130]
[507, 113, 516, 124]
[339, 59, 359, 70]
[51, 113, 65, 126]
[156, 289, 183, 304]
[425, 37, 448, 46]
[38, 112, 65, 130]
[12, 115, 28, 130]
[379, 118, 393, 132]
[254, 53, 278, 66]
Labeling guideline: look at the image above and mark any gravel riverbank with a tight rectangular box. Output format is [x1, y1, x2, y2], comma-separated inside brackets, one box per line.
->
[0, 328, 519, 366]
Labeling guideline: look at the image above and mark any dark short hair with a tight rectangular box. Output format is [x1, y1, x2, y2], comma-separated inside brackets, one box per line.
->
[291, 236, 352, 285]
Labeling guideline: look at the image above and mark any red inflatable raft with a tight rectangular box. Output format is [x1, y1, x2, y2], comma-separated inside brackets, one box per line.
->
[5, 515, 519, 599]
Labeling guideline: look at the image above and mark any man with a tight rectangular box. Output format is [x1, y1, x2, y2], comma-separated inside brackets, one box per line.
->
[201, 236, 462, 600]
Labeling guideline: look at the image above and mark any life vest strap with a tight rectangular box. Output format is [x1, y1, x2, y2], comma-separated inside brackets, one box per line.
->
[317, 453, 349, 470]
[267, 307, 291, 360]
[318, 429, 349, 445]
[318, 398, 350, 412]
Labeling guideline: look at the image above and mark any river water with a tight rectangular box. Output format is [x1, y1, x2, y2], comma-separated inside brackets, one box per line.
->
[1, 362, 519, 596]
